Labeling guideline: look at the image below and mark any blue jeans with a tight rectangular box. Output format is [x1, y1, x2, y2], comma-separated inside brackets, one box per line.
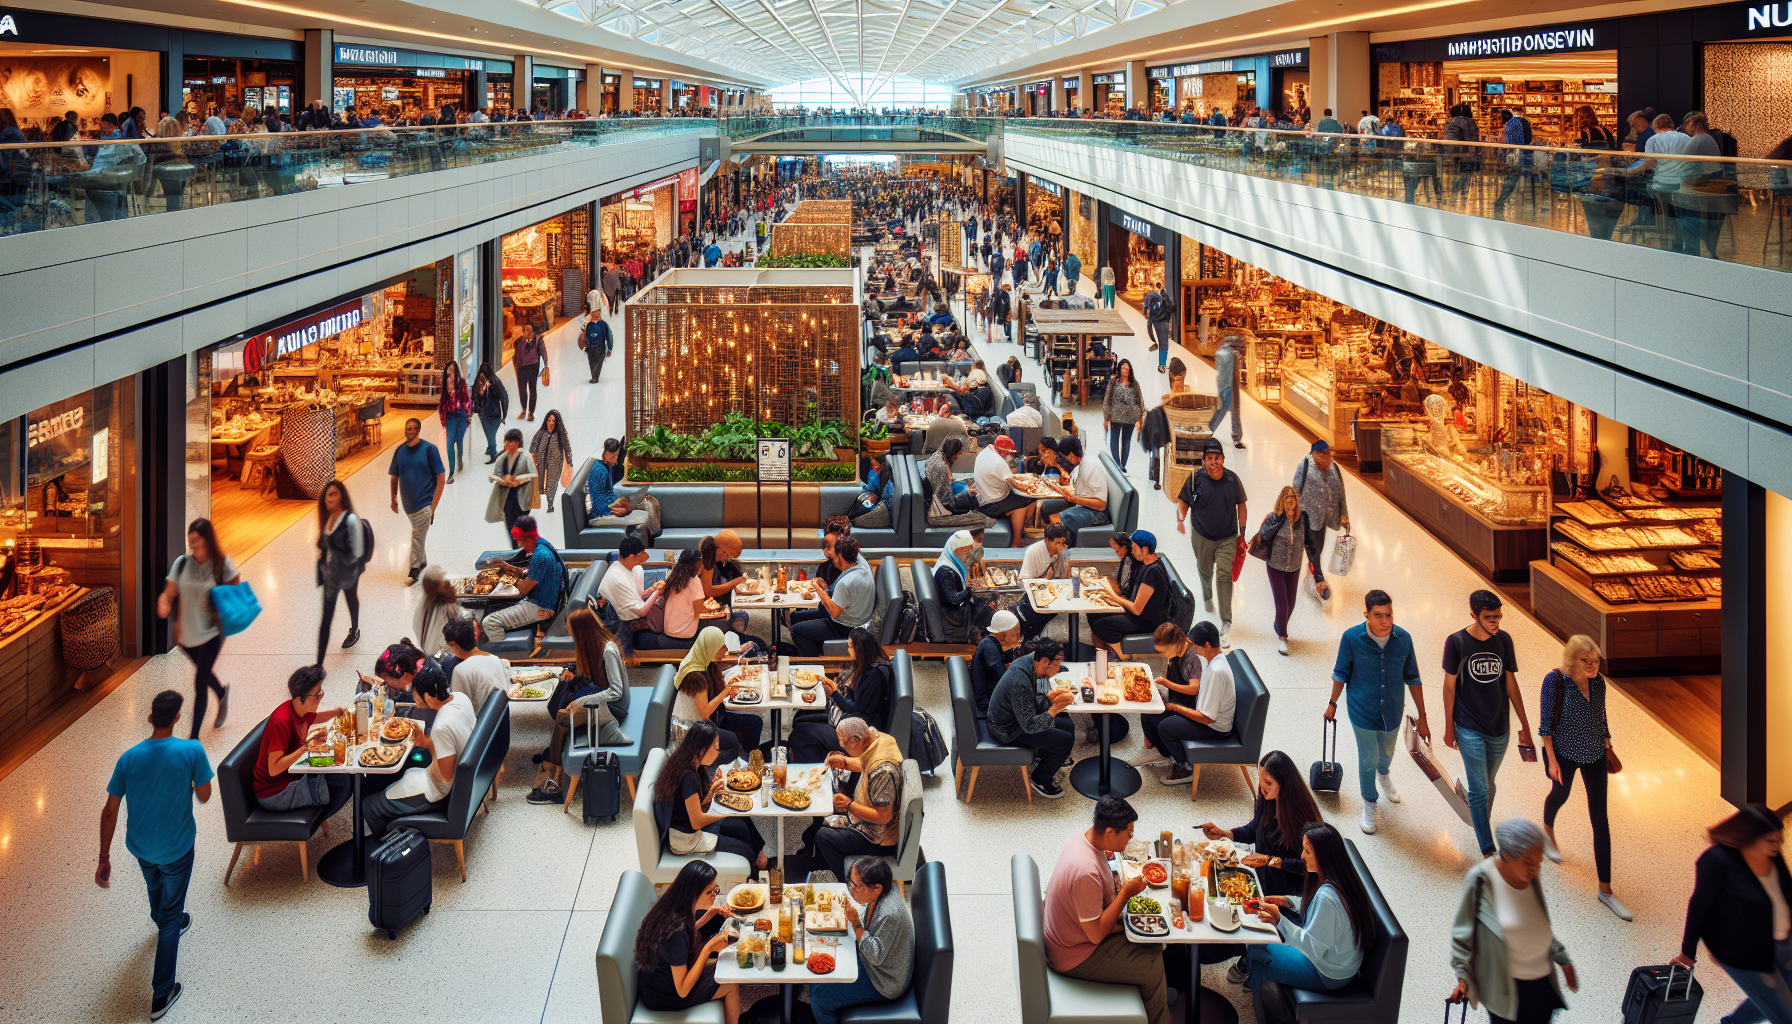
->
[1350, 723, 1399, 803]
[1456, 726, 1509, 855]
[1717, 939, 1792, 1024]
[444, 413, 469, 476]
[1060, 504, 1111, 539]
[810, 947, 890, 1024]
[138, 848, 195, 1003]
[1208, 387, 1241, 443]
[478, 413, 501, 459]
[1245, 940, 1352, 993]
[1149, 319, 1172, 367]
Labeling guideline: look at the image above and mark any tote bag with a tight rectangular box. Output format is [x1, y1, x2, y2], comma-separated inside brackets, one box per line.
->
[175, 554, 262, 637]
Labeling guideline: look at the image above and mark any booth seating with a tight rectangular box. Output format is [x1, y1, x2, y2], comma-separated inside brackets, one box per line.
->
[217, 718, 352, 883]
[843, 760, 925, 894]
[946, 657, 1032, 804]
[823, 556, 904, 657]
[886, 651, 916, 759]
[1065, 450, 1135, 550]
[1172, 650, 1270, 802]
[597, 869, 727, 1024]
[837, 859, 955, 1024]
[386, 691, 510, 881]
[563, 456, 911, 551]
[537, 557, 608, 656]
[616, 667, 677, 799]
[469, 548, 582, 657]
[1012, 853, 1149, 1024]
[1255, 839, 1408, 1024]
[1114, 556, 1197, 657]
[632, 748, 752, 883]
[909, 556, 964, 650]
[903, 453, 1013, 550]
[559, 680, 655, 813]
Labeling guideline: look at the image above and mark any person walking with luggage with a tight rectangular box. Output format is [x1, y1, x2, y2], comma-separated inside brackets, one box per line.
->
[1539, 634, 1630, 921]
[97, 690, 214, 1021]
[1325, 589, 1428, 836]
[1449, 818, 1579, 1024]
[388, 418, 445, 587]
[1175, 440, 1248, 647]
[315, 480, 367, 663]
[1208, 326, 1246, 447]
[471, 362, 508, 464]
[1292, 440, 1348, 599]
[1442, 590, 1533, 858]
[511, 323, 544, 420]
[1143, 280, 1175, 373]
[1672, 804, 1792, 1024]
[155, 519, 240, 738]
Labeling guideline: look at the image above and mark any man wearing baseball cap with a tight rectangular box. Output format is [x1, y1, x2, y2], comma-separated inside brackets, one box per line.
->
[478, 515, 564, 644]
[974, 433, 1033, 539]
[1293, 439, 1350, 600]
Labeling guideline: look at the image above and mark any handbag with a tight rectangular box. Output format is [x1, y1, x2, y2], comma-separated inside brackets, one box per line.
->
[560, 461, 573, 489]
[1230, 535, 1247, 583]
[210, 580, 262, 637]
[540, 361, 551, 387]
[1329, 534, 1357, 577]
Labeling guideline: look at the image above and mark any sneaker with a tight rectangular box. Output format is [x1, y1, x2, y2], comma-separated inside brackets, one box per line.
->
[1219, 623, 1231, 648]
[1600, 891, 1634, 922]
[526, 781, 563, 805]
[1377, 772, 1401, 803]
[1204, 597, 1215, 614]
[1030, 778, 1066, 800]
[1147, 341, 1159, 351]
[1157, 364, 1167, 374]
[212, 687, 228, 729]
[179, 913, 191, 938]
[341, 627, 360, 650]
[1127, 747, 1170, 768]
[1160, 763, 1194, 785]
[1360, 803, 1377, 834]
[1234, 441, 1248, 450]
[1543, 833, 1562, 864]
[150, 984, 182, 1020]
[1277, 637, 1289, 656]
[1225, 958, 1250, 985]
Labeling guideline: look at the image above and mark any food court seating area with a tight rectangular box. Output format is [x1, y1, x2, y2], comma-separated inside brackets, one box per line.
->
[1176, 651, 1270, 801]
[1256, 840, 1408, 1024]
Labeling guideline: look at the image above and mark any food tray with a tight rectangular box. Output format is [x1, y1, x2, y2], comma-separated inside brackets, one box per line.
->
[1670, 550, 1721, 571]
[1590, 580, 1638, 604]
[1555, 501, 1627, 527]
[715, 791, 756, 813]
[1126, 914, 1170, 937]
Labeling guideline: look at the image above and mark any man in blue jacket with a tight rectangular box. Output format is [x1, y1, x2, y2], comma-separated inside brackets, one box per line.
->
[1324, 589, 1430, 836]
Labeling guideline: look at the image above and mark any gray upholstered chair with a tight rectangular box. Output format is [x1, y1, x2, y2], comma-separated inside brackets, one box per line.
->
[843, 759, 925, 892]
[946, 656, 1031, 803]
[1255, 839, 1408, 1024]
[387, 691, 509, 881]
[596, 869, 726, 1024]
[217, 718, 349, 884]
[1173, 650, 1271, 801]
[1012, 853, 1148, 1024]
[560, 684, 653, 813]
[888, 649, 915, 760]
[631, 748, 752, 883]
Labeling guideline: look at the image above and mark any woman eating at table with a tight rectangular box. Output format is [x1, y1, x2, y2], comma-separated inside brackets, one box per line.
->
[932, 530, 995, 642]
[671, 627, 762, 763]
[810, 858, 916, 1024]
[1088, 531, 1171, 657]
[252, 664, 352, 812]
[1196, 750, 1321, 897]
[655, 720, 767, 877]
[1230, 822, 1370, 995]
[633, 860, 742, 1024]
[1107, 532, 1138, 594]
[527, 608, 632, 806]
[788, 627, 893, 762]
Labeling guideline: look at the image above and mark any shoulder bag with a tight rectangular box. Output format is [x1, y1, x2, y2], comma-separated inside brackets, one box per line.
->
[174, 554, 262, 638]
[1543, 670, 1622, 775]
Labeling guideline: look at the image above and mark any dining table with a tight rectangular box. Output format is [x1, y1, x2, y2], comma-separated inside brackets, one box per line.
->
[722, 660, 831, 747]
[708, 757, 837, 873]
[288, 720, 417, 888]
[1022, 576, 1121, 662]
[1108, 852, 1279, 1024]
[1050, 661, 1166, 800]
[732, 581, 823, 651]
[718, 881, 860, 1024]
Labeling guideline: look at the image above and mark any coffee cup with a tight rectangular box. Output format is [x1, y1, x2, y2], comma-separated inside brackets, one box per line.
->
[1209, 898, 1238, 929]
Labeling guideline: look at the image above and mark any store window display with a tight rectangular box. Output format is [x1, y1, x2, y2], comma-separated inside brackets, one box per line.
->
[501, 209, 593, 367]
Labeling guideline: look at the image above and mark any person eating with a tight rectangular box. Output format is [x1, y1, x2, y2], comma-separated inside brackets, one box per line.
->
[988, 638, 1077, 800]
[632, 861, 741, 1023]
[1088, 532, 1171, 657]
[671, 627, 761, 763]
[654, 720, 767, 876]
[790, 537, 875, 656]
[252, 665, 351, 813]
[809, 859, 916, 1024]
[1229, 823, 1370, 995]
[1017, 523, 1071, 640]
[788, 628, 892, 762]
[1196, 750, 1321, 896]
[974, 434, 1032, 540]
[793, 717, 904, 882]
[970, 610, 1026, 715]
[1044, 796, 1172, 1024]
[477, 516, 564, 645]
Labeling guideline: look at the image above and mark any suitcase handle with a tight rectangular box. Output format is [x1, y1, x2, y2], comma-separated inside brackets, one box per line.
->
[1320, 715, 1337, 762]
[1664, 963, 1695, 1002]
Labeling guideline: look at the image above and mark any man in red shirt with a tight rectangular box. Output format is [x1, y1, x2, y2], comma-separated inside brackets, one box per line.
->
[253, 665, 351, 812]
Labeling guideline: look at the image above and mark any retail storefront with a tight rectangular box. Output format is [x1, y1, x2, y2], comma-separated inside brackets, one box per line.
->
[0, 40, 160, 136]
[332, 44, 493, 120]
[1024, 175, 1064, 248]
[598, 72, 622, 113]
[1267, 50, 1309, 122]
[1106, 206, 1170, 306]
[533, 65, 580, 113]
[501, 208, 594, 365]
[1061, 76, 1080, 113]
[183, 56, 296, 118]
[1147, 57, 1257, 119]
[1091, 73, 1126, 117]
[193, 264, 453, 561]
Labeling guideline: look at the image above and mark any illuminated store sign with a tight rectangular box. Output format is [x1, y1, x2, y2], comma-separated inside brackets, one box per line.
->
[1443, 25, 1601, 57]
[1109, 207, 1163, 243]
[267, 300, 365, 358]
[337, 45, 400, 65]
[1270, 50, 1308, 67]
[1031, 178, 1061, 197]
[1746, 2, 1792, 31]
[0, 13, 18, 36]
[335, 44, 484, 71]
[28, 407, 83, 448]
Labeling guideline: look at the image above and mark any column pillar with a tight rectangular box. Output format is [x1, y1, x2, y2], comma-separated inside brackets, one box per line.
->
[470, 69, 487, 113]
[619, 75, 634, 113]
[1163, 230, 1181, 349]
[660, 79, 672, 114]
[1077, 70, 1092, 115]
[514, 55, 535, 115]
[1124, 61, 1144, 113]
[301, 30, 332, 115]
[1325, 32, 1371, 128]
[578, 67, 595, 111]
[1050, 78, 1065, 115]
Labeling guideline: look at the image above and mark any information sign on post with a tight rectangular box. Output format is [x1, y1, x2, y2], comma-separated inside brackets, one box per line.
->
[757, 438, 791, 482]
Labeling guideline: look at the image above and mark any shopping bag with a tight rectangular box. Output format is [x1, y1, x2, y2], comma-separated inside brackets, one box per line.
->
[1403, 714, 1472, 826]
[210, 581, 262, 637]
[1230, 536, 1247, 583]
[1329, 534, 1356, 577]
[540, 361, 552, 387]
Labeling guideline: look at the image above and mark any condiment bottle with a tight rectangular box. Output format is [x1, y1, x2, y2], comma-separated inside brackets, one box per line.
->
[791, 891, 806, 963]
[776, 565, 788, 591]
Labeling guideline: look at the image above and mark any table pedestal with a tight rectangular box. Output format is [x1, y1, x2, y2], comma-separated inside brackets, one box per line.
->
[1069, 752, 1141, 799]
[1185, 956, 1240, 1024]
[316, 774, 369, 888]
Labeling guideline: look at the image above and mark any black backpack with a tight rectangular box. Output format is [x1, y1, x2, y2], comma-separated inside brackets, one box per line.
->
[908, 709, 949, 774]
[892, 590, 920, 644]
[358, 517, 376, 569]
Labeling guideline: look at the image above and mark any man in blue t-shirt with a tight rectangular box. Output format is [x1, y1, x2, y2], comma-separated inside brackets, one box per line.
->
[388, 418, 446, 585]
[480, 515, 563, 642]
[99, 690, 214, 1019]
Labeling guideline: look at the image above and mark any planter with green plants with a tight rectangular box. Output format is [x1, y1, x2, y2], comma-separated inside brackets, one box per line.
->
[622, 417, 860, 482]
[756, 253, 850, 269]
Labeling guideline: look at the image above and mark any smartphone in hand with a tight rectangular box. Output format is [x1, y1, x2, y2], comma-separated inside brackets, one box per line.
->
[1517, 744, 1538, 763]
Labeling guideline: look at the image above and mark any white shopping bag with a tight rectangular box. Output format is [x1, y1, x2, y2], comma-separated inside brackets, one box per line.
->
[1403, 715, 1472, 826]
[1329, 534, 1357, 578]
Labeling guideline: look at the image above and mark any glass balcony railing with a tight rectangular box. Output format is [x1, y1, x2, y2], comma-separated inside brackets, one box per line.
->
[0, 118, 710, 238]
[718, 114, 1000, 142]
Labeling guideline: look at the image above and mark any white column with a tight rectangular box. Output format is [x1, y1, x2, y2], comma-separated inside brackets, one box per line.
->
[1077, 70, 1092, 114]
[1124, 61, 1144, 113]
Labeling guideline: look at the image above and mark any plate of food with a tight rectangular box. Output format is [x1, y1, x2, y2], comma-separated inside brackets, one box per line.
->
[509, 666, 559, 686]
[791, 668, 826, 690]
[700, 598, 727, 618]
[1078, 566, 1106, 589]
[359, 744, 404, 768]
[379, 718, 413, 745]
[1126, 913, 1170, 937]
[1141, 861, 1169, 888]
[772, 788, 812, 811]
[730, 686, 763, 705]
[729, 885, 765, 913]
[726, 768, 763, 792]
[806, 952, 837, 975]
[1114, 665, 1154, 704]
[508, 683, 551, 700]
[980, 566, 1014, 588]
[1028, 580, 1061, 608]
[306, 733, 332, 755]
[306, 754, 337, 768]
[800, 691, 819, 705]
[737, 578, 767, 597]
[715, 791, 756, 813]
[1215, 866, 1260, 901]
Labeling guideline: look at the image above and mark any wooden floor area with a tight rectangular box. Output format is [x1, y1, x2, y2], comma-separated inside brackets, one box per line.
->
[1610, 674, 1721, 767]
[210, 405, 422, 563]
[0, 657, 148, 784]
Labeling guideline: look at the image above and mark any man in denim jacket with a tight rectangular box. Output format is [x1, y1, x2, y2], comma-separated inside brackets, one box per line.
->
[1324, 589, 1430, 836]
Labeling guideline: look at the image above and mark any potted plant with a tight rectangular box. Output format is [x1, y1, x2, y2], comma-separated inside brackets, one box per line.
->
[860, 420, 892, 456]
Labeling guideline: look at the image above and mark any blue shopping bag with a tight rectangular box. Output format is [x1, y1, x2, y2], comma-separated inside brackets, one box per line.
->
[210, 581, 262, 637]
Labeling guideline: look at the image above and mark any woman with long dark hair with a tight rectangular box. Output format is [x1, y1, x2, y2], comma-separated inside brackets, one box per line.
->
[528, 608, 632, 806]
[470, 361, 507, 463]
[1232, 822, 1372, 993]
[1102, 358, 1144, 469]
[636, 548, 707, 651]
[788, 627, 893, 762]
[155, 518, 242, 737]
[632, 860, 741, 1022]
[1198, 750, 1322, 896]
[654, 720, 767, 874]
[527, 409, 573, 513]
[438, 361, 471, 482]
[1672, 804, 1792, 1024]
[315, 480, 365, 663]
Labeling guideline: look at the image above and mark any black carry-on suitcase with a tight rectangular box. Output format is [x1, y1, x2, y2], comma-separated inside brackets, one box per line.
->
[368, 826, 431, 939]
[1310, 717, 1343, 793]
[582, 750, 623, 824]
[1622, 964, 1702, 1024]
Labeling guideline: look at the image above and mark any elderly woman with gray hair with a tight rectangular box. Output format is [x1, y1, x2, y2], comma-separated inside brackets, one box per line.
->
[1450, 819, 1579, 1024]
[792, 716, 905, 881]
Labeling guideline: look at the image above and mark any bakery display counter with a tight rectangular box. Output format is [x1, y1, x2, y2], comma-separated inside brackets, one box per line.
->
[1382, 449, 1546, 580]
[1530, 559, 1720, 674]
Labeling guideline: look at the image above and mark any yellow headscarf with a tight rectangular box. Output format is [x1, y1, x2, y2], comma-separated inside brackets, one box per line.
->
[673, 626, 729, 691]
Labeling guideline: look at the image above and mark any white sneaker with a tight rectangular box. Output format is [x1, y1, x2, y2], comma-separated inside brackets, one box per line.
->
[1277, 637, 1289, 656]
[1127, 747, 1170, 768]
[1219, 623, 1232, 648]
[1543, 833, 1562, 863]
[1204, 597, 1215, 614]
[1600, 891, 1634, 922]
[1360, 803, 1377, 834]
[1377, 772, 1401, 803]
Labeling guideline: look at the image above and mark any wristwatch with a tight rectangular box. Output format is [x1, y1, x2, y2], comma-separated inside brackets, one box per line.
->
[1327, 700, 1337, 708]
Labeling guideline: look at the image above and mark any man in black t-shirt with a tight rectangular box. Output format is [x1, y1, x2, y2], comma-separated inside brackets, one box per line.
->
[1174, 441, 1248, 647]
[1441, 589, 1534, 857]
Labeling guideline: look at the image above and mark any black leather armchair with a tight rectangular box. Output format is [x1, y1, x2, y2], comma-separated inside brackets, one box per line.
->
[218, 718, 350, 884]
[388, 691, 510, 881]
[1116, 555, 1196, 656]
[946, 656, 1032, 803]
[1256, 838, 1408, 1024]
[839, 859, 955, 1024]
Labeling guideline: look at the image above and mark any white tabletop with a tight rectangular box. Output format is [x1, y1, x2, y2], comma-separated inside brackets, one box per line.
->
[1108, 857, 1282, 946]
[733, 582, 823, 611]
[1025, 578, 1125, 615]
[288, 727, 414, 776]
[710, 761, 837, 818]
[714, 882, 861, 985]
[1052, 662, 1167, 715]
[723, 664, 831, 712]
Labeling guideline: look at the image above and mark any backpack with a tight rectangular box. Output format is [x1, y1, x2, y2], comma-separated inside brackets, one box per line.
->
[908, 709, 949, 775]
[1517, 116, 1534, 146]
[890, 590, 920, 644]
[357, 516, 376, 570]
[1144, 290, 1170, 322]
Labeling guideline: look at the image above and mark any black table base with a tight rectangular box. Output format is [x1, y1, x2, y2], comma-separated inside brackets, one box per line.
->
[1186, 955, 1241, 1024]
[1069, 752, 1141, 799]
[316, 773, 369, 888]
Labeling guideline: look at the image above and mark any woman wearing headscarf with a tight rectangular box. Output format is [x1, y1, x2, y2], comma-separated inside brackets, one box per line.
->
[932, 530, 993, 643]
[671, 627, 763, 762]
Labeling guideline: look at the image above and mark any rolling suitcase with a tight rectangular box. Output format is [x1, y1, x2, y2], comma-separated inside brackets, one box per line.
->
[367, 826, 431, 939]
[1621, 964, 1702, 1024]
[1310, 717, 1343, 793]
[582, 750, 623, 824]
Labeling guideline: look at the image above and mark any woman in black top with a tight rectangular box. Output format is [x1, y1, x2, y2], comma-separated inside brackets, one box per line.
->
[1539, 634, 1628, 921]
[697, 532, 766, 651]
[654, 720, 767, 876]
[932, 530, 994, 642]
[1107, 532, 1139, 595]
[315, 480, 366, 663]
[789, 628, 892, 762]
[1672, 805, 1792, 1023]
[633, 860, 741, 1020]
[1090, 531, 1170, 652]
[1199, 751, 1322, 897]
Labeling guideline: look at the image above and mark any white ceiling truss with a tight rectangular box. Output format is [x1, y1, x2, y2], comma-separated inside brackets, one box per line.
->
[521, 0, 1180, 87]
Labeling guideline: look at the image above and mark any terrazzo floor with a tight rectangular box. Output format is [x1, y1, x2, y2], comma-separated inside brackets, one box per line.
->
[0, 202, 1746, 1024]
